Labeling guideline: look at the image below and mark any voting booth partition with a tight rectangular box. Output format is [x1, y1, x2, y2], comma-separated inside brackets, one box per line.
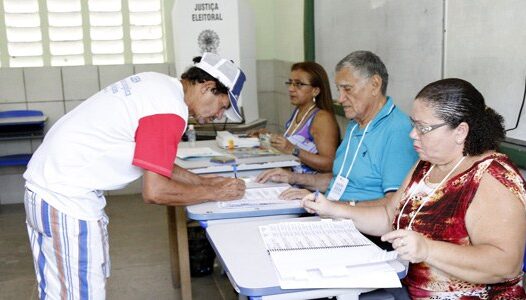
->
[172, 0, 259, 124]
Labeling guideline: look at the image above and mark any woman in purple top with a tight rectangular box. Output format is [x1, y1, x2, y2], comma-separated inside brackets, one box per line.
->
[252, 62, 339, 173]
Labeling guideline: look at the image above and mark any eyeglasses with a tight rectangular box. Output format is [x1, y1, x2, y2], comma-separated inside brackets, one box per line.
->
[410, 118, 448, 135]
[284, 81, 312, 89]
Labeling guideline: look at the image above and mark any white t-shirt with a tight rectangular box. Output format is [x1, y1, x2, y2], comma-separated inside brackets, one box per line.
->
[24, 72, 189, 220]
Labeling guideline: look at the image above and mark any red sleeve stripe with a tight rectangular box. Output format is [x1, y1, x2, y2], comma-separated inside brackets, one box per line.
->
[132, 114, 186, 178]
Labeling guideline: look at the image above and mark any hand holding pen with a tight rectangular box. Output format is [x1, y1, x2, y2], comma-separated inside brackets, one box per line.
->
[301, 189, 336, 217]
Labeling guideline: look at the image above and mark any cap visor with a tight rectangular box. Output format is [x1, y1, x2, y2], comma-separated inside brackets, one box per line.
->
[225, 92, 243, 122]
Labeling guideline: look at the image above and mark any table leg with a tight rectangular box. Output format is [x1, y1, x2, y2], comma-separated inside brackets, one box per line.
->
[166, 206, 192, 300]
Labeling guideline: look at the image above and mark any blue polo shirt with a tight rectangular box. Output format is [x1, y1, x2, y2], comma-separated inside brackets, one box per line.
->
[327, 97, 418, 202]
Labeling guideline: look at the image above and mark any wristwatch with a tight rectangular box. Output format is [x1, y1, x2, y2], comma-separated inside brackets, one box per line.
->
[291, 146, 301, 157]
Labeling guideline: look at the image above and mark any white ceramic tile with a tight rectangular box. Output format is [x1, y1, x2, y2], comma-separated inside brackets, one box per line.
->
[98, 65, 134, 89]
[256, 60, 275, 92]
[276, 60, 293, 80]
[0, 103, 28, 112]
[277, 94, 294, 132]
[134, 63, 170, 75]
[0, 140, 32, 156]
[0, 68, 26, 103]
[24, 67, 63, 102]
[62, 65, 99, 101]
[30, 139, 43, 152]
[27, 101, 65, 132]
[168, 63, 177, 76]
[0, 173, 26, 204]
[277, 71, 292, 96]
[65, 100, 85, 113]
[257, 92, 278, 127]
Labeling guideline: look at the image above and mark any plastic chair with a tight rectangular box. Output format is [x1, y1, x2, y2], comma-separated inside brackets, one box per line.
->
[0, 154, 32, 167]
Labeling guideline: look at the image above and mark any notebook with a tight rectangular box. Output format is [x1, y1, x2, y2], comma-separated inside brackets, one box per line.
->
[218, 184, 295, 208]
[259, 219, 401, 288]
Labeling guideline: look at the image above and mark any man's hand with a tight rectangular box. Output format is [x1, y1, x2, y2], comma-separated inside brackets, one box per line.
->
[206, 177, 246, 201]
[255, 168, 294, 184]
[279, 188, 310, 200]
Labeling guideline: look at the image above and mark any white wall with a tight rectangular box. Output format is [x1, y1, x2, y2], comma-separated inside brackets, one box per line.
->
[316, 0, 526, 140]
[445, 1, 526, 140]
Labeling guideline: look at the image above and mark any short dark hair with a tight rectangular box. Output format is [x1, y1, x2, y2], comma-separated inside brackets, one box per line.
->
[335, 50, 389, 95]
[180, 56, 229, 95]
[291, 61, 334, 113]
[415, 78, 505, 156]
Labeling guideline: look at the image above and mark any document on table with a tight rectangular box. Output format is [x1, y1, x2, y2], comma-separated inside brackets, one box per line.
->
[259, 219, 401, 289]
[176, 147, 224, 160]
[218, 185, 298, 208]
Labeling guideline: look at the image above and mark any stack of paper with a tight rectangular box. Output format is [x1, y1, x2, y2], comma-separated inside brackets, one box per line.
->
[176, 147, 224, 160]
[259, 220, 401, 289]
[218, 185, 297, 208]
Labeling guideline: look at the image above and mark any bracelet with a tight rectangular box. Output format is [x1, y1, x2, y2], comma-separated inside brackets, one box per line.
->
[291, 146, 300, 157]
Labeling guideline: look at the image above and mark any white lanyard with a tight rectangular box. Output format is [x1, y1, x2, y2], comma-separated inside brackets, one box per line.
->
[283, 105, 316, 137]
[396, 156, 466, 230]
[337, 122, 371, 178]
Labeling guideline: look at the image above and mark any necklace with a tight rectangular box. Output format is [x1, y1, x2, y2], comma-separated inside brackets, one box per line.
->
[397, 156, 466, 230]
[284, 104, 316, 136]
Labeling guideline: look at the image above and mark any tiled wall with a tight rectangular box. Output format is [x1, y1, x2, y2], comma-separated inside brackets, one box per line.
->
[256, 59, 298, 134]
[0, 63, 174, 205]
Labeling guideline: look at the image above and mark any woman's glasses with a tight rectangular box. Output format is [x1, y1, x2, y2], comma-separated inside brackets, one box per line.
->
[284, 81, 313, 89]
[410, 118, 448, 135]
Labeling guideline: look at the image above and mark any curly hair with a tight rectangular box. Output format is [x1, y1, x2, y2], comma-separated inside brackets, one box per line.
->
[415, 78, 505, 156]
[180, 56, 229, 95]
[291, 61, 334, 113]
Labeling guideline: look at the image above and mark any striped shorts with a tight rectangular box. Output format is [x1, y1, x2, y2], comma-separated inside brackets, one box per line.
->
[24, 188, 110, 300]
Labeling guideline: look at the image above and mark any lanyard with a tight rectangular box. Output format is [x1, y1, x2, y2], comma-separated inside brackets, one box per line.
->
[396, 156, 466, 230]
[336, 121, 371, 179]
[283, 105, 316, 137]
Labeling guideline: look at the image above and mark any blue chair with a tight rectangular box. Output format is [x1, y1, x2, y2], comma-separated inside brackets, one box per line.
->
[0, 154, 32, 167]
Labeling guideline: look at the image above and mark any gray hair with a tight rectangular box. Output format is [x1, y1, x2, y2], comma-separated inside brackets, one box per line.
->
[335, 50, 388, 95]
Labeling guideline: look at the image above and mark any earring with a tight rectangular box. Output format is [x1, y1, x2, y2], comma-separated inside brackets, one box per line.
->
[312, 96, 316, 103]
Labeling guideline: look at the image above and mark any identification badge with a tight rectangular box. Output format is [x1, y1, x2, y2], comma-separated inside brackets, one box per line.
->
[326, 175, 349, 201]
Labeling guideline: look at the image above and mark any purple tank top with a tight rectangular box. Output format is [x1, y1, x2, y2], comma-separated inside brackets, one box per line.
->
[284, 107, 320, 173]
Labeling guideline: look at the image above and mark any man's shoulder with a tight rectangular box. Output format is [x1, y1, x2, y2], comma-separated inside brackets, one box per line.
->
[381, 107, 412, 132]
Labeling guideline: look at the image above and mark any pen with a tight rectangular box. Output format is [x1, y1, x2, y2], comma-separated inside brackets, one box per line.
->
[314, 189, 319, 201]
[233, 164, 238, 179]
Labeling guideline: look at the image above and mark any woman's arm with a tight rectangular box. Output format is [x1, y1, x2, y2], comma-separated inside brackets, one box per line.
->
[420, 173, 526, 283]
[255, 168, 333, 191]
[297, 110, 339, 172]
[301, 169, 414, 236]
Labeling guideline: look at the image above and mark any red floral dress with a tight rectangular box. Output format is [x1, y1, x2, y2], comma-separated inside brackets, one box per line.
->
[394, 153, 526, 299]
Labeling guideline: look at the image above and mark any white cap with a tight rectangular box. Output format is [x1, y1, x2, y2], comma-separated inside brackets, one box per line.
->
[194, 52, 246, 122]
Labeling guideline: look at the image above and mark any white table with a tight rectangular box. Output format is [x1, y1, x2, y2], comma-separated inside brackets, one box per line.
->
[206, 216, 407, 300]
[166, 140, 300, 300]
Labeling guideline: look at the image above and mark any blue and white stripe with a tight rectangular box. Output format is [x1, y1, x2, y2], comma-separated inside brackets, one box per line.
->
[24, 188, 110, 300]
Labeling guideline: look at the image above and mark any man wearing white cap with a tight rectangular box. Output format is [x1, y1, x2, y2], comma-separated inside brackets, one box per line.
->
[22, 52, 246, 299]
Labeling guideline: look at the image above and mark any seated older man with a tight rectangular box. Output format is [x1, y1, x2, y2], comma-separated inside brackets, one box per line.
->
[256, 50, 418, 208]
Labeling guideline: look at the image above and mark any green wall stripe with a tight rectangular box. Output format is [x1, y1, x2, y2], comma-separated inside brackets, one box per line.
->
[304, 0, 315, 61]
[499, 142, 526, 169]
